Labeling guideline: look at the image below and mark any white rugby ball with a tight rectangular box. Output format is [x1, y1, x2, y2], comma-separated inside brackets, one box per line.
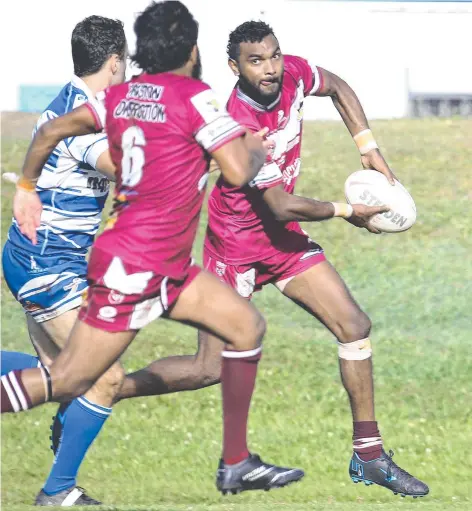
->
[344, 169, 416, 233]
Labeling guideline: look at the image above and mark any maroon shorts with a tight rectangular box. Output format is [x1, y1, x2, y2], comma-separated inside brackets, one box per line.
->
[79, 247, 201, 332]
[204, 237, 326, 299]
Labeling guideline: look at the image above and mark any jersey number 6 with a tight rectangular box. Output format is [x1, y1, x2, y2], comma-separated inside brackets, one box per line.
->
[121, 126, 146, 187]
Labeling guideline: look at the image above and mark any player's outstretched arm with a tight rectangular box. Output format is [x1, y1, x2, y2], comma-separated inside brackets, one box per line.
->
[210, 130, 269, 187]
[263, 185, 336, 222]
[262, 185, 389, 233]
[314, 68, 395, 185]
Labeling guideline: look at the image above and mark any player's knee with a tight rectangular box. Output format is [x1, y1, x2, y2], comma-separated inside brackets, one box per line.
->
[235, 310, 266, 351]
[89, 364, 125, 401]
[338, 310, 371, 343]
[51, 363, 125, 403]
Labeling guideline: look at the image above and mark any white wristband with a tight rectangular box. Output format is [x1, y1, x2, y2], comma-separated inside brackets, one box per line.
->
[353, 129, 378, 155]
[331, 202, 354, 219]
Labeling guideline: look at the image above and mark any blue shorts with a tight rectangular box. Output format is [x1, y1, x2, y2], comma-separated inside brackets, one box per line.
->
[2, 242, 88, 323]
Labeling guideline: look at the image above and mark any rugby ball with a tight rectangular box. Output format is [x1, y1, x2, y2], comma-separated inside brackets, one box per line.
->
[344, 169, 416, 233]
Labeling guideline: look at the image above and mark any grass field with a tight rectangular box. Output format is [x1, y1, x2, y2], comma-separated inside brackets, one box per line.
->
[1, 117, 471, 510]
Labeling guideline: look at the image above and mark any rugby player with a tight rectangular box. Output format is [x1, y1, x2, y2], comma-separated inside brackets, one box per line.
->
[116, 21, 430, 498]
[1, 1, 305, 499]
[1, 16, 128, 506]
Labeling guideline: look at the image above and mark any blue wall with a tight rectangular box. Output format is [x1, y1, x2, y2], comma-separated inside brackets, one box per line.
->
[19, 85, 62, 113]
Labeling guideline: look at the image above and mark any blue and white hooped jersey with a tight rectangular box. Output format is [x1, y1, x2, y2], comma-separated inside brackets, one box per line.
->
[7, 75, 110, 257]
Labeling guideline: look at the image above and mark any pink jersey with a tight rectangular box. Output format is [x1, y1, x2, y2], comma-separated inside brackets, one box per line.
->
[205, 55, 323, 264]
[86, 73, 244, 279]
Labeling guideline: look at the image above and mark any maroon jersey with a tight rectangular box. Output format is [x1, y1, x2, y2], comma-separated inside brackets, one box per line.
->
[205, 55, 323, 264]
[86, 73, 244, 279]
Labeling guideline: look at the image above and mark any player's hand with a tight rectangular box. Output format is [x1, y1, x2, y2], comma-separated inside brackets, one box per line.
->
[361, 148, 397, 186]
[347, 203, 390, 234]
[253, 127, 273, 152]
[244, 128, 271, 156]
[247, 127, 274, 151]
[254, 127, 269, 139]
[209, 130, 268, 174]
[13, 188, 42, 245]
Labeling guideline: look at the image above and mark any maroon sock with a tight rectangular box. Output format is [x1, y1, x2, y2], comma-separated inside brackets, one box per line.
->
[221, 348, 261, 465]
[1, 370, 33, 413]
[353, 421, 383, 461]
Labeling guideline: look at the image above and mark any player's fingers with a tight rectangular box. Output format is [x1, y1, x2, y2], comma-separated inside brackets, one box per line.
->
[18, 216, 31, 235]
[30, 223, 38, 244]
[30, 207, 41, 241]
[373, 163, 396, 186]
[21, 222, 32, 241]
[34, 211, 42, 228]
[19, 215, 34, 244]
[16, 207, 29, 225]
[18, 222, 27, 235]
[26, 223, 38, 245]
[255, 127, 269, 138]
[366, 223, 382, 234]
[388, 168, 399, 183]
[382, 168, 396, 186]
[362, 153, 396, 186]
[367, 205, 390, 216]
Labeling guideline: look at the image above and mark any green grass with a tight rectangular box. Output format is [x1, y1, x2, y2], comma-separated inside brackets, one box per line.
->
[1, 118, 472, 510]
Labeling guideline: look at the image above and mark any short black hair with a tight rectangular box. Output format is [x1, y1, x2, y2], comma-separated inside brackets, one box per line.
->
[71, 16, 126, 78]
[227, 21, 276, 61]
[133, 1, 199, 74]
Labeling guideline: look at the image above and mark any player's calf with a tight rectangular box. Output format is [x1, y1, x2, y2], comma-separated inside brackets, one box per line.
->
[195, 330, 223, 386]
[1, 364, 81, 413]
[1, 366, 51, 412]
[116, 332, 222, 400]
